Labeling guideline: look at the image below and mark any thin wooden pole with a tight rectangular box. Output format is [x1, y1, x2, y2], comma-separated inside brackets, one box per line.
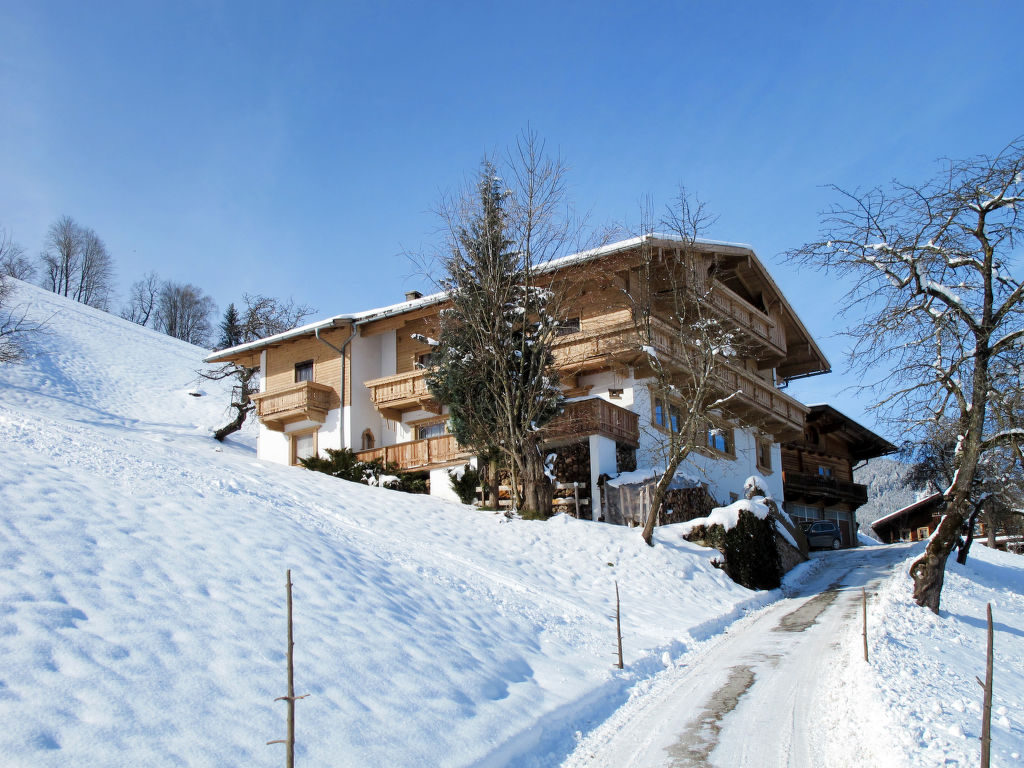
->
[268, 570, 308, 767]
[862, 588, 869, 663]
[979, 603, 994, 768]
[615, 580, 624, 670]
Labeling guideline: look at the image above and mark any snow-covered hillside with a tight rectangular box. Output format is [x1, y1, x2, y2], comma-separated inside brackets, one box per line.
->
[855, 457, 924, 538]
[0, 282, 771, 767]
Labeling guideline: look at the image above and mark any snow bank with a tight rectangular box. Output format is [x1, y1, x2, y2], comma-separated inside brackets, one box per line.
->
[0, 282, 766, 767]
[678, 497, 770, 535]
[821, 543, 1024, 767]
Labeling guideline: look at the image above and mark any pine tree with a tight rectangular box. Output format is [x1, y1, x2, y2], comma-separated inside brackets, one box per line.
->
[218, 303, 242, 350]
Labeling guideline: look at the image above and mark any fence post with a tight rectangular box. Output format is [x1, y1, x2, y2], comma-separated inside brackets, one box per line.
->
[862, 587, 869, 663]
[267, 570, 309, 767]
[978, 602, 993, 768]
[615, 580, 624, 670]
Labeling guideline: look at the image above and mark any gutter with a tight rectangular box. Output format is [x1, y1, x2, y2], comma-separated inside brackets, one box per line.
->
[315, 324, 355, 450]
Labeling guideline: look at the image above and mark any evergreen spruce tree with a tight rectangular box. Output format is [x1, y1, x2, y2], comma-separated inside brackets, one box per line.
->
[218, 303, 242, 350]
[425, 161, 563, 514]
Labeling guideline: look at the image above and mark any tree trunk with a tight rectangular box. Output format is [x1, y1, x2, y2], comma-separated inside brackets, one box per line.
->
[956, 503, 983, 565]
[521, 446, 552, 516]
[487, 455, 500, 509]
[986, 509, 998, 549]
[641, 459, 681, 546]
[910, 499, 967, 613]
[212, 366, 257, 442]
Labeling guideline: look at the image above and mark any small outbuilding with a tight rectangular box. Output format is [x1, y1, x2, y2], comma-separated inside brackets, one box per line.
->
[870, 492, 944, 543]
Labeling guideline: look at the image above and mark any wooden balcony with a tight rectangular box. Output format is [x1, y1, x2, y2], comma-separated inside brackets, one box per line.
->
[708, 284, 787, 359]
[252, 381, 335, 432]
[364, 369, 440, 420]
[543, 397, 640, 447]
[356, 434, 468, 472]
[718, 363, 807, 439]
[783, 471, 869, 507]
[552, 319, 639, 372]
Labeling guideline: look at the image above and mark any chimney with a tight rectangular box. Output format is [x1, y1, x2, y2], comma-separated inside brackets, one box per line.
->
[405, 290, 423, 301]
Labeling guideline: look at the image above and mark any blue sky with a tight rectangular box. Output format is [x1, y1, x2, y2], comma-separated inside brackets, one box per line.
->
[2, 0, 1022, 437]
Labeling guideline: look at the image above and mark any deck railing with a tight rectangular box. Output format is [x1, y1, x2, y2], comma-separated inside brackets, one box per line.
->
[544, 397, 640, 446]
[356, 433, 466, 471]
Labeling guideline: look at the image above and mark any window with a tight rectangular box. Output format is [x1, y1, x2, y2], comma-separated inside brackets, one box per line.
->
[652, 397, 681, 433]
[290, 430, 317, 465]
[295, 360, 314, 383]
[361, 429, 375, 450]
[916, 526, 931, 540]
[706, 425, 734, 456]
[818, 465, 833, 479]
[556, 317, 581, 336]
[416, 352, 434, 369]
[416, 421, 448, 440]
[757, 439, 773, 472]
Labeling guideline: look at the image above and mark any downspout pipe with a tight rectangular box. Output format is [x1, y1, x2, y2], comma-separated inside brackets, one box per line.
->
[316, 324, 355, 450]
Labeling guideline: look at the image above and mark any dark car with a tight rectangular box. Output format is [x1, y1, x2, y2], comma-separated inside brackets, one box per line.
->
[800, 520, 843, 550]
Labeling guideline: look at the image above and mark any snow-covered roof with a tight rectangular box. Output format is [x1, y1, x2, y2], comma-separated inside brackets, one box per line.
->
[870, 492, 944, 530]
[206, 233, 827, 373]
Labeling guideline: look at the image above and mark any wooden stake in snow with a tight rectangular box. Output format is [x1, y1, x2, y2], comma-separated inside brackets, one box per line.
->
[615, 580, 624, 670]
[267, 569, 309, 768]
[862, 588, 869, 663]
[976, 602, 994, 768]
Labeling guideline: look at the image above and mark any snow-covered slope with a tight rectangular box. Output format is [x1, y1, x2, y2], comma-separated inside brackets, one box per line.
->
[0, 282, 768, 767]
[855, 457, 923, 538]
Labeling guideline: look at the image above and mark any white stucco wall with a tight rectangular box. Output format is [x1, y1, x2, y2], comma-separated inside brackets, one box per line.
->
[631, 379, 783, 506]
[349, 332, 388, 451]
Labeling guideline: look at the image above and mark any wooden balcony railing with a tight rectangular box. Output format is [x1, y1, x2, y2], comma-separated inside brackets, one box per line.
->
[252, 381, 335, 432]
[782, 472, 869, 507]
[364, 369, 440, 419]
[356, 434, 467, 472]
[544, 397, 640, 446]
[708, 283, 787, 356]
[717, 363, 807, 437]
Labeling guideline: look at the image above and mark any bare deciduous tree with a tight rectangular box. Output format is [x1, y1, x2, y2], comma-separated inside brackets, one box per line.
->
[41, 215, 82, 298]
[154, 281, 216, 346]
[623, 192, 745, 545]
[0, 274, 43, 363]
[74, 228, 114, 310]
[791, 137, 1024, 612]
[0, 226, 35, 281]
[202, 294, 316, 442]
[120, 271, 161, 326]
[39, 216, 115, 309]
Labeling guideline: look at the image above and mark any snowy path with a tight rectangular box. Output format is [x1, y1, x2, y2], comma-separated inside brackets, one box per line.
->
[563, 545, 911, 767]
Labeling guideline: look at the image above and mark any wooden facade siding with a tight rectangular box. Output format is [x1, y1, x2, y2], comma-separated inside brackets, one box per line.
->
[263, 325, 352, 407]
[252, 381, 336, 432]
[395, 316, 440, 375]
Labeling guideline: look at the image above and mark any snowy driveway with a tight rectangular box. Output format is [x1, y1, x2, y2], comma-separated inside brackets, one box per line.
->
[563, 544, 911, 767]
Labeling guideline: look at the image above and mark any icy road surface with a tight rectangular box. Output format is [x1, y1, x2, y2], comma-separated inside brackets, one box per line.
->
[564, 544, 911, 768]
